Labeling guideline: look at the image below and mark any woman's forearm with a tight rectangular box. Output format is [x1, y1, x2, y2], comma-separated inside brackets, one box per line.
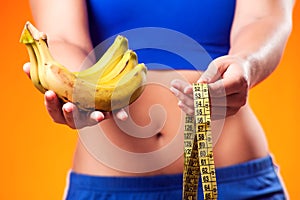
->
[48, 40, 95, 72]
[229, 1, 294, 88]
[30, 0, 94, 72]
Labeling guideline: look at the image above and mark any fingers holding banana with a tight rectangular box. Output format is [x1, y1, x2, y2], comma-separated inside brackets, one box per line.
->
[51, 94, 129, 129]
[21, 22, 143, 129]
[24, 64, 129, 129]
[23, 65, 106, 129]
[45, 91, 127, 129]
[44, 91, 104, 129]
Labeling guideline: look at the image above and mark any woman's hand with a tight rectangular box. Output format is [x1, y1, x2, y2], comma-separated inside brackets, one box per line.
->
[170, 55, 250, 119]
[23, 62, 128, 129]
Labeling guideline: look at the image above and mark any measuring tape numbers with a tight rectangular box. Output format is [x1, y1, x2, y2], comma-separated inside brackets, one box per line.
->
[183, 83, 218, 200]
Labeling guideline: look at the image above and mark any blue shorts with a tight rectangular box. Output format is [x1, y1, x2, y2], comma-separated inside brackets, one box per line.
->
[65, 155, 287, 200]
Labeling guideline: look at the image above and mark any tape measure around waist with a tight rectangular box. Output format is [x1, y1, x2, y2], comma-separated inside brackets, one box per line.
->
[183, 83, 218, 200]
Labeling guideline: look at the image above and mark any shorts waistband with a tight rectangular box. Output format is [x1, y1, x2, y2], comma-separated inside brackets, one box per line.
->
[216, 155, 275, 182]
[68, 155, 275, 191]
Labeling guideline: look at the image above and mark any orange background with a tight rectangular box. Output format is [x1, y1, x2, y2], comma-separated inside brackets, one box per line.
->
[1, 1, 300, 200]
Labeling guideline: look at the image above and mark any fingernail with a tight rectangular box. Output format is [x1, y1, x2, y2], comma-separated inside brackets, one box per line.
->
[178, 101, 183, 107]
[45, 91, 55, 101]
[23, 62, 30, 71]
[63, 103, 73, 113]
[117, 111, 128, 121]
[91, 112, 104, 122]
[183, 86, 192, 94]
[170, 87, 178, 96]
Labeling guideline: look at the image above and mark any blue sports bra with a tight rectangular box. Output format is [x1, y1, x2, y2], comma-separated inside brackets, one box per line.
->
[86, 0, 236, 71]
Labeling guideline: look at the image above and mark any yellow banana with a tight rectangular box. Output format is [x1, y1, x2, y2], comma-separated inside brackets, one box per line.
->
[99, 49, 138, 84]
[75, 35, 129, 82]
[20, 21, 147, 112]
[109, 63, 147, 110]
[19, 23, 46, 93]
[74, 51, 144, 111]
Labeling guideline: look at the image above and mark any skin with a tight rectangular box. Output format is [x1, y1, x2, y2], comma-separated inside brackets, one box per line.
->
[25, 0, 294, 181]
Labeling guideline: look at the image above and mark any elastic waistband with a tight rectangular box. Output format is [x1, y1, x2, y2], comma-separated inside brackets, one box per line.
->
[68, 155, 275, 192]
[216, 155, 275, 182]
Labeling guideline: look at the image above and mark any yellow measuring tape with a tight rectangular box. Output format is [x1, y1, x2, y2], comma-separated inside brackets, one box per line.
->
[183, 83, 217, 200]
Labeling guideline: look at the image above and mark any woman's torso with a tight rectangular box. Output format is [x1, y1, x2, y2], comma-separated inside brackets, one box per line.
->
[71, 0, 269, 176]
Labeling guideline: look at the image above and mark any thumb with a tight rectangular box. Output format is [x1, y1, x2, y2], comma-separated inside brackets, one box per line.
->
[23, 62, 31, 79]
[197, 56, 229, 83]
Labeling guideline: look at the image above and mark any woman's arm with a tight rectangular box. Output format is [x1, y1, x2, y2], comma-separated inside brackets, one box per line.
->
[228, 0, 294, 88]
[170, 0, 294, 117]
[30, 0, 94, 71]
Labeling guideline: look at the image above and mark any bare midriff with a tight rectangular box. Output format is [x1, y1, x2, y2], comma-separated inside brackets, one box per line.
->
[72, 70, 269, 176]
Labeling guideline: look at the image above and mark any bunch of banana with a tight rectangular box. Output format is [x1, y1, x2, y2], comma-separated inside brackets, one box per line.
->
[20, 21, 147, 111]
